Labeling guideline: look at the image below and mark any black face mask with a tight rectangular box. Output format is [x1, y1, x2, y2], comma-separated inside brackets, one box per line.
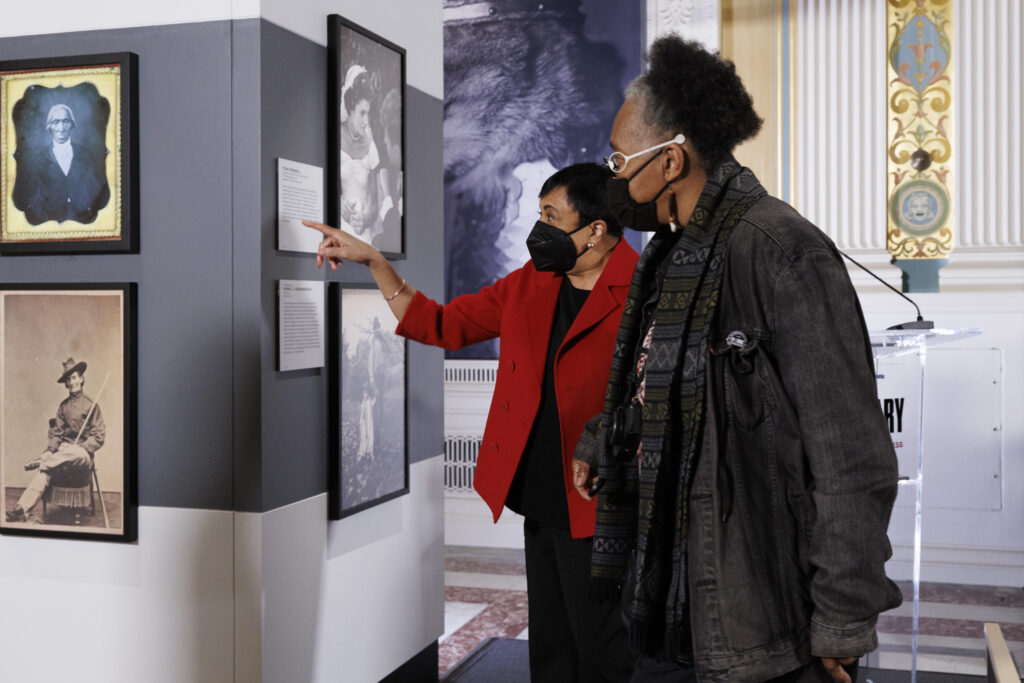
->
[606, 149, 674, 232]
[526, 220, 591, 272]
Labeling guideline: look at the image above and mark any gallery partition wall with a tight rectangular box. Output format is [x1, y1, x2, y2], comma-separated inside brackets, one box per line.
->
[0, 3, 445, 683]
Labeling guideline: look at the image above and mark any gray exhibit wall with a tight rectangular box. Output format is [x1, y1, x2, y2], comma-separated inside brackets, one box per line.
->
[0, 22, 238, 511]
[0, 12, 445, 682]
[231, 17, 266, 516]
[256, 19, 445, 512]
[0, 18, 444, 515]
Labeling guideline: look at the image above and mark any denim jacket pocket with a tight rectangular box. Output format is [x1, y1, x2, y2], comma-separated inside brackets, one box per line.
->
[716, 329, 776, 430]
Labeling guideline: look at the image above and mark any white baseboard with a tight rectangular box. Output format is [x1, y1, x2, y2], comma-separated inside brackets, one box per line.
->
[444, 494, 524, 549]
[0, 506, 235, 683]
[886, 543, 1024, 587]
[443, 494, 1024, 584]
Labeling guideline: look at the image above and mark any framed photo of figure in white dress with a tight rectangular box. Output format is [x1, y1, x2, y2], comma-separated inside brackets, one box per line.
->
[328, 283, 408, 520]
[328, 15, 406, 259]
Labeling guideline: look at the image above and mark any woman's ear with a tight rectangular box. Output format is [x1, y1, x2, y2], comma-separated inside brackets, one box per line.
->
[588, 220, 607, 240]
[662, 143, 689, 182]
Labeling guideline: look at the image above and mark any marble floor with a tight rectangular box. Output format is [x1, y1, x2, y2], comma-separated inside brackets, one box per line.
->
[441, 545, 1024, 679]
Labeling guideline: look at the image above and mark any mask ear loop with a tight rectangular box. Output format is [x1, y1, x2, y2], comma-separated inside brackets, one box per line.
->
[560, 221, 595, 260]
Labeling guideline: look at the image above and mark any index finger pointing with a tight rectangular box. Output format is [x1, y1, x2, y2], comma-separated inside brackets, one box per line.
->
[302, 220, 337, 236]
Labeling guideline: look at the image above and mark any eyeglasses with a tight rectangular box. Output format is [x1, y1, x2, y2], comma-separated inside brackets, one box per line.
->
[604, 133, 686, 174]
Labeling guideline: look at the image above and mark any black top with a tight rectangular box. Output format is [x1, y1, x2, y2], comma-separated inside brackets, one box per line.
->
[505, 277, 590, 529]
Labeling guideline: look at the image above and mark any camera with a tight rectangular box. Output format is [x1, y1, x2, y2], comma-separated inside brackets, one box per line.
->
[608, 398, 642, 461]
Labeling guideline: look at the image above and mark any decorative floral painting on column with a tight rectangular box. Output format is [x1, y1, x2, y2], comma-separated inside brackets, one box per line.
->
[887, 0, 954, 260]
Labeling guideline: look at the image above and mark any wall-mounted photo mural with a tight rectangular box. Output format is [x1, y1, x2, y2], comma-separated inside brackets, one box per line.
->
[443, 0, 643, 358]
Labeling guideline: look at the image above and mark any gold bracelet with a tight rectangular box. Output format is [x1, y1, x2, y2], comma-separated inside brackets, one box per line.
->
[385, 278, 407, 302]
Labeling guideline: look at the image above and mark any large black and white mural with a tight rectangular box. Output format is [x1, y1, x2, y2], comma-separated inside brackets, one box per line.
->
[443, 0, 643, 358]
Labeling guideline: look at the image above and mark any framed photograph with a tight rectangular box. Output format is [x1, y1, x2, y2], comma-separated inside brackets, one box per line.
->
[328, 15, 406, 258]
[0, 283, 137, 542]
[328, 283, 407, 519]
[0, 52, 139, 255]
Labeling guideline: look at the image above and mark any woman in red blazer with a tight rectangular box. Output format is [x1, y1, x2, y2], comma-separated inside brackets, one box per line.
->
[308, 163, 638, 683]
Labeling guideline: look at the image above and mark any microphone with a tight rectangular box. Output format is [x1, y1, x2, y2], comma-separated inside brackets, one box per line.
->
[839, 251, 934, 330]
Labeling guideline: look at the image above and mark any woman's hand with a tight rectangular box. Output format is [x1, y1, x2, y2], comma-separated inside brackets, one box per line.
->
[572, 459, 597, 501]
[303, 220, 413, 322]
[303, 220, 382, 270]
[821, 657, 857, 683]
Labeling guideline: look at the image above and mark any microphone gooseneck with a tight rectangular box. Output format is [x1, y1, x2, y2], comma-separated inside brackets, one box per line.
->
[839, 250, 935, 330]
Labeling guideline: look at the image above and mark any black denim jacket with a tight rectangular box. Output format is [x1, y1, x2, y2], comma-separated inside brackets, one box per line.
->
[578, 195, 903, 681]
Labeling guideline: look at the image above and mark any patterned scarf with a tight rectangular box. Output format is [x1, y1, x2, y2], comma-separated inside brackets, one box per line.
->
[590, 157, 766, 659]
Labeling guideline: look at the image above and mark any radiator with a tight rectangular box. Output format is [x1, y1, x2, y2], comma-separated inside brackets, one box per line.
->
[443, 433, 482, 494]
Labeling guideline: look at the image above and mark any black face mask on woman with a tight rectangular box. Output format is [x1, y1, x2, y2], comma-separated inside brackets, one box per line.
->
[526, 220, 591, 272]
[606, 149, 675, 232]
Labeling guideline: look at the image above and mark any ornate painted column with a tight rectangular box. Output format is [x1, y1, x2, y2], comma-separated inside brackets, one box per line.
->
[887, 0, 954, 292]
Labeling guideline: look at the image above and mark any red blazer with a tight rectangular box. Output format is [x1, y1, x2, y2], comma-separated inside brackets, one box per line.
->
[396, 240, 639, 538]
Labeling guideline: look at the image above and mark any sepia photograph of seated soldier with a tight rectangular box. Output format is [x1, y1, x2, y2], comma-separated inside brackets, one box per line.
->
[6, 357, 106, 525]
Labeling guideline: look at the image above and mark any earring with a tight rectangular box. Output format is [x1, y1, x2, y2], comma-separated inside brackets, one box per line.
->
[587, 242, 595, 248]
[667, 187, 681, 233]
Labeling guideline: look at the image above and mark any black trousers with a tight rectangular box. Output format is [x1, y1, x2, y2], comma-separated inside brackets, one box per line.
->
[524, 518, 635, 683]
[630, 655, 860, 682]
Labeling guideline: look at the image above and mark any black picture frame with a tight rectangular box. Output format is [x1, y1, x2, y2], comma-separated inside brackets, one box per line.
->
[0, 52, 139, 255]
[328, 282, 408, 520]
[328, 15, 406, 259]
[0, 282, 137, 542]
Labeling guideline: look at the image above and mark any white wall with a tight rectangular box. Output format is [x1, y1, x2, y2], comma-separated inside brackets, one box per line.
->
[0, 0, 442, 100]
[793, 0, 1024, 271]
[0, 6, 243, 681]
[235, 456, 445, 683]
[0, 1, 259, 39]
[443, 0, 1024, 586]
[0, 507, 236, 683]
[238, 2, 446, 680]
[443, 297, 1023, 585]
[1, 3, 447, 683]
[792, 0, 1024, 585]
[259, 0, 442, 99]
[0, 459, 444, 683]
[863, 292, 1024, 586]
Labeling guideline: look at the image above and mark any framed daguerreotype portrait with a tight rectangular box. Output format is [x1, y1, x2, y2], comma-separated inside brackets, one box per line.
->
[328, 15, 406, 258]
[328, 283, 408, 519]
[0, 52, 139, 255]
[0, 283, 137, 542]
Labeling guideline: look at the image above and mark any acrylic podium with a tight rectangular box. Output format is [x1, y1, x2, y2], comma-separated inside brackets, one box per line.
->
[869, 327, 983, 682]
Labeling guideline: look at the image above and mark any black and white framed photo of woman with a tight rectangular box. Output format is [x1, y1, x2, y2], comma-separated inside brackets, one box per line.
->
[0, 52, 138, 255]
[327, 283, 408, 520]
[328, 15, 406, 259]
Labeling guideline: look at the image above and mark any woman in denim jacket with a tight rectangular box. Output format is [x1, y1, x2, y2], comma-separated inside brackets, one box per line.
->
[574, 36, 902, 683]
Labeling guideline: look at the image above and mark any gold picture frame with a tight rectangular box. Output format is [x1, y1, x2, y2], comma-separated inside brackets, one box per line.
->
[0, 52, 138, 255]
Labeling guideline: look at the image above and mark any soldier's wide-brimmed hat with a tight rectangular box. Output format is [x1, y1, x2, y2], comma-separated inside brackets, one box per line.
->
[58, 357, 87, 384]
